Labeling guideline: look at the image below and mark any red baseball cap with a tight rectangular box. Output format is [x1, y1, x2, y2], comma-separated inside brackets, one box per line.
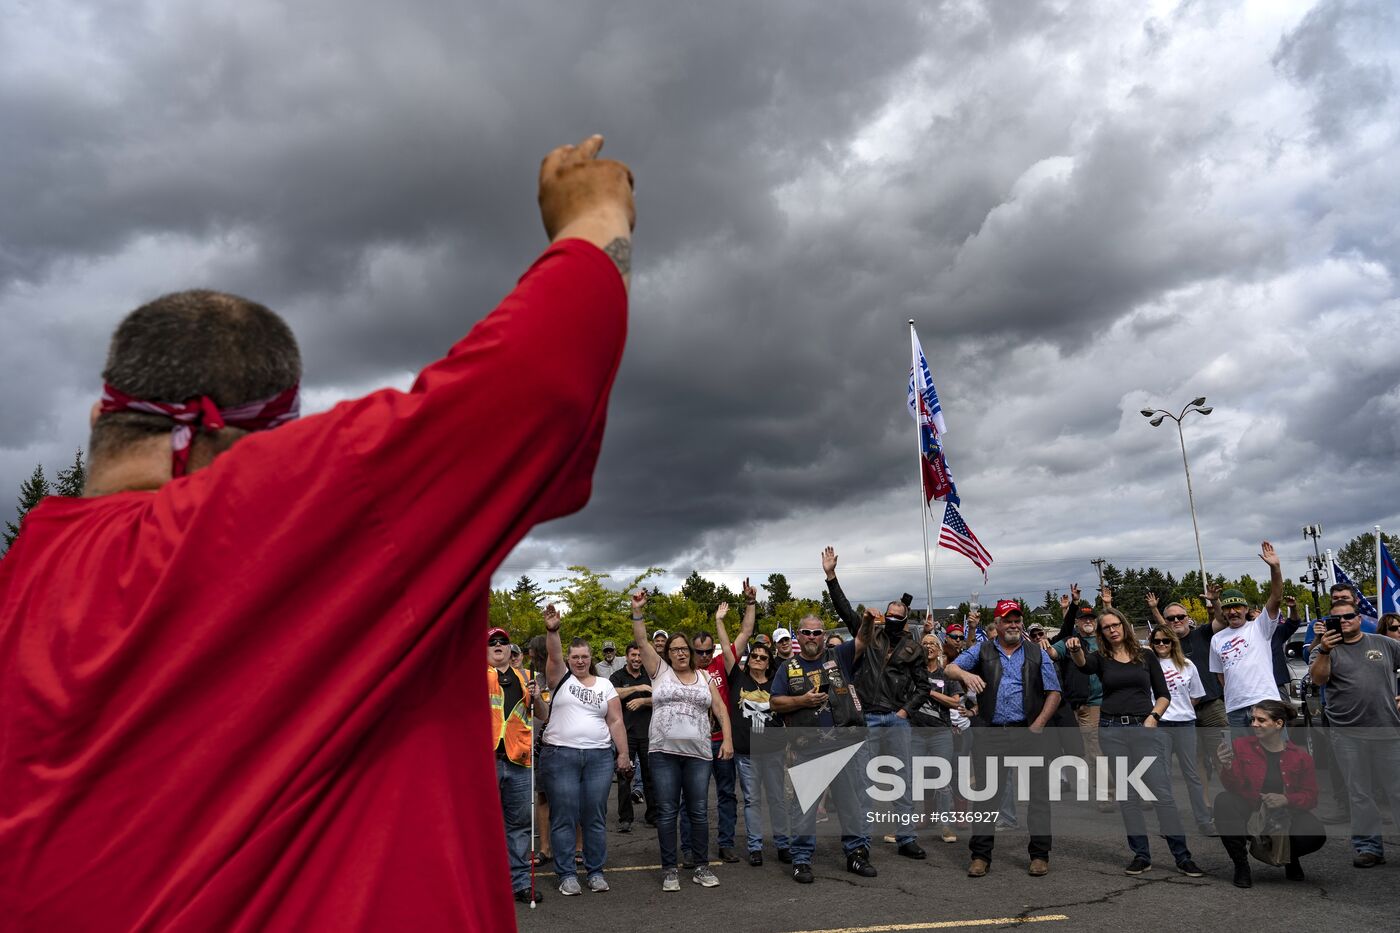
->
[486, 627, 510, 642]
[993, 599, 1023, 619]
[944, 623, 965, 636]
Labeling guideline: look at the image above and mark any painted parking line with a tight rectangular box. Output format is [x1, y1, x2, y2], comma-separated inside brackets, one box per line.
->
[782, 915, 1069, 933]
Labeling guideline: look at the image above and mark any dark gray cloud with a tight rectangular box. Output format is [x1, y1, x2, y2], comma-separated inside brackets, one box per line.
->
[3, 0, 1398, 607]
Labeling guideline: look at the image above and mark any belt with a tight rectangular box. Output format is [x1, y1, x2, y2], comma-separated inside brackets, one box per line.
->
[1101, 714, 1150, 726]
[986, 720, 1028, 728]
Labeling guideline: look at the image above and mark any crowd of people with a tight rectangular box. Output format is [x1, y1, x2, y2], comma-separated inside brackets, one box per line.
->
[490, 542, 1400, 901]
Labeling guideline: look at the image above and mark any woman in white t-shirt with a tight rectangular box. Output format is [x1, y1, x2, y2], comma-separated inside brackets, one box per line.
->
[1151, 624, 1214, 833]
[629, 590, 732, 893]
[541, 605, 630, 896]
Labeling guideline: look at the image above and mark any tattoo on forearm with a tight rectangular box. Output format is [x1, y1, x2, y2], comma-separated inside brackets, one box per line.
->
[603, 237, 631, 277]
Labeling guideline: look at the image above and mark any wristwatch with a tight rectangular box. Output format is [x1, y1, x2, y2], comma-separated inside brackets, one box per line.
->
[1146, 711, 1160, 723]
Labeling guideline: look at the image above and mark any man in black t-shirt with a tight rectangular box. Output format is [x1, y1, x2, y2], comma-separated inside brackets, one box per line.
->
[610, 644, 655, 829]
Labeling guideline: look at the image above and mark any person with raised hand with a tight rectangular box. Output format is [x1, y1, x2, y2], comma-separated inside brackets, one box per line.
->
[540, 605, 630, 896]
[717, 599, 791, 865]
[0, 134, 633, 931]
[1209, 542, 1287, 736]
[629, 590, 732, 892]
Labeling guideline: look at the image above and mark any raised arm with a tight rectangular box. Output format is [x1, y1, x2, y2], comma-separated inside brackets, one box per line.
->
[714, 602, 736, 674]
[1054, 588, 1078, 644]
[539, 134, 635, 291]
[630, 590, 661, 678]
[823, 546, 860, 633]
[1260, 541, 1283, 617]
[1145, 590, 1166, 627]
[734, 578, 758, 658]
[544, 604, 566, 690]
[1205, 583, 1227, 633]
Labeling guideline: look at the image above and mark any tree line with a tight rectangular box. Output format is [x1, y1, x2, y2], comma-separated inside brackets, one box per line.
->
[2, 451, 86, 555]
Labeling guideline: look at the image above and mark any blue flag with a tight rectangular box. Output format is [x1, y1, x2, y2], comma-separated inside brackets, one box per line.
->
[1381, 542, 1400, 617]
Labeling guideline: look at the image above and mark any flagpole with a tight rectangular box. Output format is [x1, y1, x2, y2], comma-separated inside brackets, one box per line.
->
[911, 320, 936, 624]
[1376, 525, 1383, 610]
[1326, 549, 1336, 591]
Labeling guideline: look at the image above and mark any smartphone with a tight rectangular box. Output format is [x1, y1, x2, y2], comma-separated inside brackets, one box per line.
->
[1325, 615, 1343, 634]
[901, 592, 915, 608]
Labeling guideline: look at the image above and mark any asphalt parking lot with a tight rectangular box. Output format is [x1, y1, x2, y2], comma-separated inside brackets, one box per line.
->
[514, 792, 1400, 933]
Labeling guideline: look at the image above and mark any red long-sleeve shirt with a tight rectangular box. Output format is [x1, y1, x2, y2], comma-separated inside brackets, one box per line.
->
[0, 239, 626, 932]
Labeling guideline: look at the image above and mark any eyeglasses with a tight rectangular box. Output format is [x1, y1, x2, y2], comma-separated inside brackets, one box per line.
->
[1387, 626, 1400, 633]
[1164, 614, 1188, 622]
[667, 647, 690, 655]
[694, 646, 716, 654]
[1332, 612, 1359, 621]
[487, 638, 510, 647]
[1150, 639, 1172, 645]
[1100, 622, 1124, 631]
[749, 654, 770, 662]
[1028, 632, 1044, 639]
[798, 629, 825, 637]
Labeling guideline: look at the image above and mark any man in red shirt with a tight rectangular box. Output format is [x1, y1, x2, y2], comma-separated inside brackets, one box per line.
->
[0, 135, 634, 932]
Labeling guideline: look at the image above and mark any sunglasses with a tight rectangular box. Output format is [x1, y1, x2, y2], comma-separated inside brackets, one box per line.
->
[487, 638, 510, 647]
[1332, 611, 1359, 621]
[798, 629, 825, 637]
[1028, 632, 1044, 639]
[1387, 626, 1400, 633]
[749, 653, 771, 662]
[694, 646, 716, 654]
[1150, 639, 1172, 645]
[1164, 614, 1188, 622]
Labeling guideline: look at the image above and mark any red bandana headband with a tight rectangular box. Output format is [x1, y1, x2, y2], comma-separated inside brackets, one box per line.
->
[99, 383, 301, 477]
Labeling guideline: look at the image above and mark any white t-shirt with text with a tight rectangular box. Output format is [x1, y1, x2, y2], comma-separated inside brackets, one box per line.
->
[543, 674, 618, 749]
[1158, 656, 1207, 722]
[1209, 607, 1282, 713]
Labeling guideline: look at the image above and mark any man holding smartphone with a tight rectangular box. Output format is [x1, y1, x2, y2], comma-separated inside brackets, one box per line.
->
[1310, 604, 1400, 867]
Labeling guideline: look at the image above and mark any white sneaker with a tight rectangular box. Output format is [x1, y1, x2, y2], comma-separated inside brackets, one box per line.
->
[587, 873, 609, 893]
[692, 865, 720, 887]
[558, 876, 582, 896]
[662, 869, 680, 892]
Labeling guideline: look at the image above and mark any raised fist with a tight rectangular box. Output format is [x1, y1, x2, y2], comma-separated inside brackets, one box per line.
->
[630, 590, 647, 615]
[538, 135, 635, 240]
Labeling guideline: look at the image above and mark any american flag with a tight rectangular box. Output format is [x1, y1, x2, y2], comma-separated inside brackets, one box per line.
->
[1382, 541, 1400, 616]
[1332, 560, 1378, 617]
[939, 501, 993, 583]
[909, 329, 958, 506]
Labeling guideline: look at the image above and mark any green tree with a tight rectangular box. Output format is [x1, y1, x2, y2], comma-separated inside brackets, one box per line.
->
[54, 449, 86, 498]
[680, 571, 719, 616]
[511, 574, 543, 607]
[1337, 531, 1400, 599]
[3, 465, 50, 552]
[762, 573, 794, 612]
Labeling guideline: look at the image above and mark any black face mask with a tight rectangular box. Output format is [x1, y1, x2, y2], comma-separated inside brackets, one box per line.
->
[885, 615, 908, 638]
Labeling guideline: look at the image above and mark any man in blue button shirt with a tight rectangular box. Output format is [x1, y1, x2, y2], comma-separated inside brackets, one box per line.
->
[947, 600, 1061, 878]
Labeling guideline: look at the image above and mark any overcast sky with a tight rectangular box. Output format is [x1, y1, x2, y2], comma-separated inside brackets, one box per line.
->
[3, 0, 1397, 608]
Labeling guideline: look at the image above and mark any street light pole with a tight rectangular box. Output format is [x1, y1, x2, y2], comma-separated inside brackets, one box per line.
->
[1174, 417, 1207, 593]
[1141, 397, 1213, 592]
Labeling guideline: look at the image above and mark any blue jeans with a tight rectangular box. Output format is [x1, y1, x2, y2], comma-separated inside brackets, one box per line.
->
[864, 711, 917, 844]
[1097, 722, 1191, 865]
[737, 752, 791, 852]
[910, 726, 956, 817]
[539, 745, 614, 880]
[650, 751, 712, 870]
[1158, 720, 1212, 825]
[680, 738, 737, 853]
[1329, 732, 1400, 855]
[1226, 706, 1253, 739]
[496, 757, 533, 892]
[788, 739, 871, 865]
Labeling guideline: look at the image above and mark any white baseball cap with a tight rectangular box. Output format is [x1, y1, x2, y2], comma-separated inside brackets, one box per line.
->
[772, 627, 793, 642]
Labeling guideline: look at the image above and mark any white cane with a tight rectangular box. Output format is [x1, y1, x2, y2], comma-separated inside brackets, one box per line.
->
[528, 672, 540, 908]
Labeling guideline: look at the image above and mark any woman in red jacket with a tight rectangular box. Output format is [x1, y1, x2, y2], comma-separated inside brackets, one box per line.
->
[1214, 699, 1325, 887]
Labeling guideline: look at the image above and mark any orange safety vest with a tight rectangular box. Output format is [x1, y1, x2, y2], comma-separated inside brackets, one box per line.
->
[488, 665, 535, 767]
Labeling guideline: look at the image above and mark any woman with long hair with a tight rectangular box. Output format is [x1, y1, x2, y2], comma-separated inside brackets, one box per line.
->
[716, 605, 790, 865]
[630, 590, 733, 892]
[1149, 624, 1214, 834]
[540, 606, 630, 896]
[1067, 607, 1203, 877]
[1214, 700, 1323, 886]
[911, 631, 961, 843]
